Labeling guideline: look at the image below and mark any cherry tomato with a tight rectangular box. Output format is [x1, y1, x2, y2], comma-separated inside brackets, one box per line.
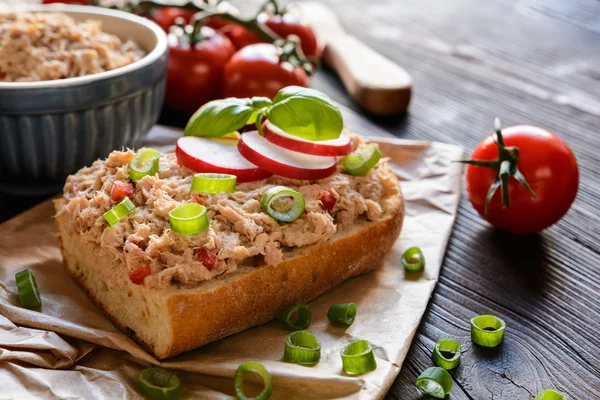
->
[259, 13, 320, 59]
[149, 7, 196, 32]
[198, 248, 218, 270]
[320, 190, 337, 212]
[204, 1, 241, 32]
[222, 43, 308, 99]
[222, 25, 264, 50]
[42, 0, 88, 4]
[111, 181, 133, 202]
[165, 27, 235, 115]
[465, 125, 578, 234]
[128, 265, 152, 285]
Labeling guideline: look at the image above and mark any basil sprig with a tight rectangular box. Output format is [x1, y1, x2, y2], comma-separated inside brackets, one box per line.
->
[184, 86, 343, 142]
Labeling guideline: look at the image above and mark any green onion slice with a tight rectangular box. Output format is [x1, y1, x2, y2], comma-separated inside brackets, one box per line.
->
[327, 303, 357, 326]
[276, 304, 311, 330]
[340, 340, 377, 375]
[284, 330, 321, 365]
[15, 269, 41, 309]
[416, 367, 453, 399]
[261, 186, 305, 223]
[234, 361, 272, 400]
[343, 143, 382, 176]
[130, 147, 160, 182]
[432, 339, 461, 370]
[402, 246, 425, 272]
[535, 389, 567, 400]
[471, 315, 506, 347]
[138, 367, 180, 400]
[191, 173, 237, 194]
[168, 203, 209, 235]
[103, 197, 136, 226]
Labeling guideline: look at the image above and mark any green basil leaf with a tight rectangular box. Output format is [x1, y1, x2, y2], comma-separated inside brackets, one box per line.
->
[267, 86, 343, 141]
[184, 98, 255, 137]
[246, 97, 273, 125]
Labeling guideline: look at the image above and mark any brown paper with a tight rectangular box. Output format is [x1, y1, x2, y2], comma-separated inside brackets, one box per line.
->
[0, 126, 463, 399]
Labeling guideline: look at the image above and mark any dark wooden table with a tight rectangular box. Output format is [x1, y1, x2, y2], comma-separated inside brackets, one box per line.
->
[2, 0, 599, 398]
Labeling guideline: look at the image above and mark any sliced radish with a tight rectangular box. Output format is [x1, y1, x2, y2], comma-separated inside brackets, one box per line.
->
[176, 136, 272, 183]
[238, 131, 337, 180]
[263, 121, 352, 156]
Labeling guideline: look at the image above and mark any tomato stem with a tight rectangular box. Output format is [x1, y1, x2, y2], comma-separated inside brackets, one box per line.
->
[458, 118, 536, 217]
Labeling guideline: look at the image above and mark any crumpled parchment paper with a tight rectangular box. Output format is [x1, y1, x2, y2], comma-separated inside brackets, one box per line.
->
[0, 126, 463, 399]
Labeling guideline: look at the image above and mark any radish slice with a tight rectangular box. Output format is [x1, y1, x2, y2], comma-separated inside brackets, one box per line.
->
[238, 131, 337, 180]
[176, 136, 272, 183]
[263, 121, 352, 156]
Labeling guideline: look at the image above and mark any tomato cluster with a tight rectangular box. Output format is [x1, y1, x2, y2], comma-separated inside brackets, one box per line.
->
[152, 2, 318, 115]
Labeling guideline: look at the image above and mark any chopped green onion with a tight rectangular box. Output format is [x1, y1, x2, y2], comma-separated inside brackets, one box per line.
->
[138, 367, 180, 400]
[191, 173, 237, 194]
[340, 340, 377, 375]
[276, 304, 311, 330]
[432, 339, 461, 370]
[471, 315, 506, 347]
[168, 203, 209, 235]
[234, 361, 272, 400]
[284, 330, 321, 365]
[343, 143, 382, 176]
[261, 186, 305, 222]
[327, 303, 357, 326]
[103, 197, 136, 226]
[15, 269, 41, 309]
[416, 367, 453, 399]
[535, 389, 567, 400]
[130, 147, 160, 182]
[402, 246, 425, 272]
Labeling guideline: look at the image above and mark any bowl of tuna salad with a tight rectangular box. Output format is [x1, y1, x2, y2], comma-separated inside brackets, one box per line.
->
[0, 5, 168, 195]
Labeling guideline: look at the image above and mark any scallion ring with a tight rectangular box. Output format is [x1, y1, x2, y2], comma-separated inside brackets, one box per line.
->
[15, 269, 41, 309]
[138, 367, 180, 400]
[471, 315, 506, 347]
[340, 340, 377, 375]
[261, 186, 305, 223]
[535, 389, 567, 400]
[130, 147, 160, 182]
[234, 361, 272, 400]
[432, 339, 461, 370]
[191, 173, 237, 194]
[276, 304, 311, 330]
[168, 203, 209, 235]
[327, 303, 357, 326]
[402, 246, 425, 272]
[415, 367, 453, 399]
[284, 330, 321, 365]
[103, 197, 136, 226]
[343, 143, 382, 176]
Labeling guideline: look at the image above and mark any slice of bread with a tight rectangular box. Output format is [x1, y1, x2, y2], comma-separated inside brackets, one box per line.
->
[54, 184, 404, 360]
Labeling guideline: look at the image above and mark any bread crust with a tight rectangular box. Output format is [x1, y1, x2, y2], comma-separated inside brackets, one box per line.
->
[55, 181, 404, 359]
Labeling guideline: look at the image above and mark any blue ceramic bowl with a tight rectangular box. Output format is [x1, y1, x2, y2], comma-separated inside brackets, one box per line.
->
[0, 5, 168, 195]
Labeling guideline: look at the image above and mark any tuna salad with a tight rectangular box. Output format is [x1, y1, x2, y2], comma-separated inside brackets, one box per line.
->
[56, 136, 399, 289]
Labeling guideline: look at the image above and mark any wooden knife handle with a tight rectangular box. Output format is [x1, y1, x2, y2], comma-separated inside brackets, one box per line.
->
[322, 35, 412, 116]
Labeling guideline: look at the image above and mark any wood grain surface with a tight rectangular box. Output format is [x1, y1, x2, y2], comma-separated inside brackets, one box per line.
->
[1, 0, 599, 399]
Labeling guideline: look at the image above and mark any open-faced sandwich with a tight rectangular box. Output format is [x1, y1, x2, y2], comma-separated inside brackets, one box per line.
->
[54, 87, 404, 359]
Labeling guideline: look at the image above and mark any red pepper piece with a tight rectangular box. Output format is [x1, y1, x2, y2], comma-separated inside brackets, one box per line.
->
[320, 190, 337, 212]
[128, 265, 151, 285]
[190, 195, 206, 206]
[198, 248, 218, 270]
[111, 181, 134, 202]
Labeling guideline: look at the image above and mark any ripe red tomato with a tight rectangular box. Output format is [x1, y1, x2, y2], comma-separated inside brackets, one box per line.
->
[222, 43, 308, 99]
[259, 13, 320, 59]
[42, 0, 88, 4]
[165, 27, 235, 115]
[222, 25, 264, 50]
[150, 7, 196, 32]
[465, 125, 578, 234]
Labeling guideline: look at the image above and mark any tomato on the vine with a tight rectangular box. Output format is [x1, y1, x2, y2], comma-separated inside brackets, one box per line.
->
[222, 25, 264, 50]
[221, 43, 309, 99]
[259, 12, 320, 59]
[464, 121, 578, 234]
[165, 27, 235, 115]
[150, 7, 196, 33]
